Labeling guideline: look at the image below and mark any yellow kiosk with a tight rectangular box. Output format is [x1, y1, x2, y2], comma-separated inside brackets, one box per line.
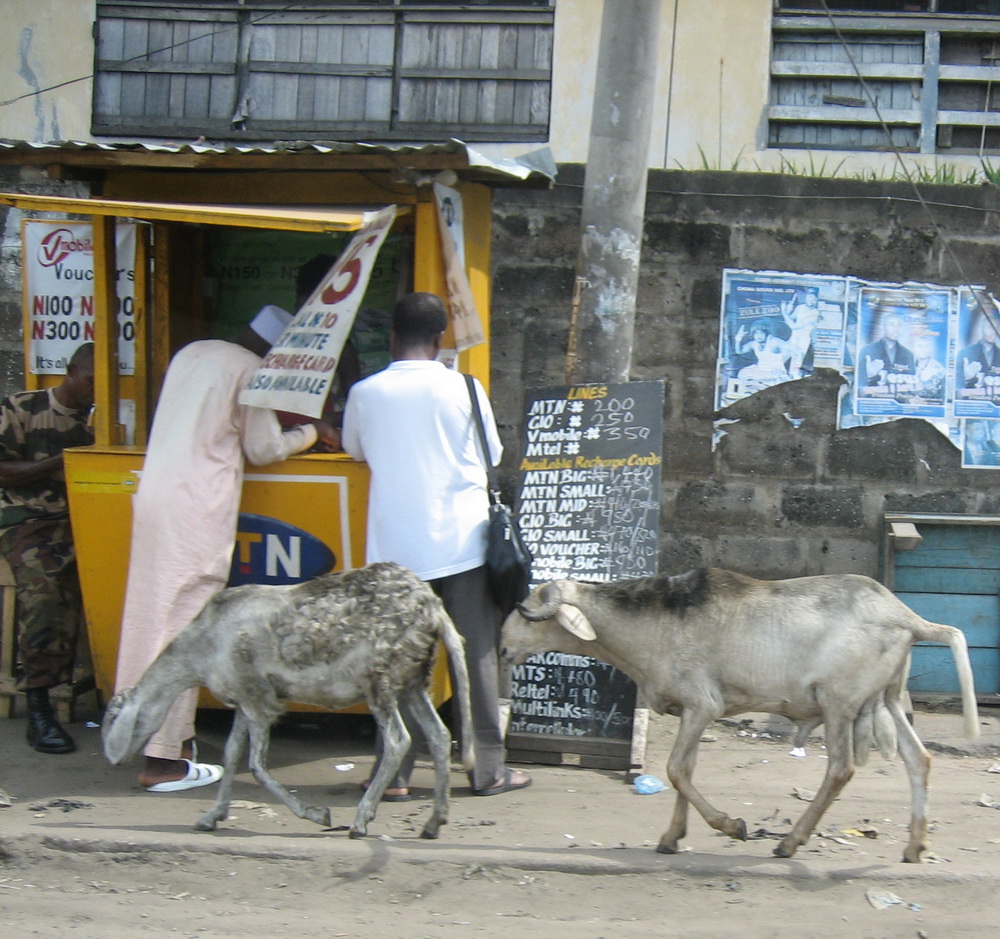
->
[0, 149, 546, 711]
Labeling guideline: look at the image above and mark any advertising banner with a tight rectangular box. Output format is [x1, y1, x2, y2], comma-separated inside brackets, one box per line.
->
[23, 220, 138, 375]
[434, 182, 485, 352]
[239, 206, 397, 417]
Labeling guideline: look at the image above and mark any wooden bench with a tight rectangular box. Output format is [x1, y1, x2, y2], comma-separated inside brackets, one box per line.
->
[0, 558, 96, 723]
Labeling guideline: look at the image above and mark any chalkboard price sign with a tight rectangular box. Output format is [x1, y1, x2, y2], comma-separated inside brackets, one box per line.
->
[505, 381, 664, 770]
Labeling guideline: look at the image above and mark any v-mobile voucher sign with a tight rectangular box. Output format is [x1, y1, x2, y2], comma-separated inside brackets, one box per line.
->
[240, 206, 397, 417]
[23, 220, 138, 375]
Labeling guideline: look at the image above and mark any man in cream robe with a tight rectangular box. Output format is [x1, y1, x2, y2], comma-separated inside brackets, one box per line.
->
[114, 306, 334, 791]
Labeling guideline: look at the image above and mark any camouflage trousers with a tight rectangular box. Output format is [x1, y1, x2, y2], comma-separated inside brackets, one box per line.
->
[0, 516, 82, 690]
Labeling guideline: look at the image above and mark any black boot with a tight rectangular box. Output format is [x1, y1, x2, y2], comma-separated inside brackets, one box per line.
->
[25, 687, 76, 754]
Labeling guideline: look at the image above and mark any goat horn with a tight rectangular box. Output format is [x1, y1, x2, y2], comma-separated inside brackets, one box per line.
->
[515, 582, 564, 621]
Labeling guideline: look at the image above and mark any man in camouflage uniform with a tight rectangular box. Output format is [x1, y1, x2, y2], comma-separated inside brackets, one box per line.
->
[0, 343, 94, 753]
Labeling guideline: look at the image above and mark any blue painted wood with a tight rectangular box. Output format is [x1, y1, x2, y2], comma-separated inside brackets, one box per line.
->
[891, 522, 1000, 695]
[909, 645, 999, 695]
[894, 566, 1000, 595]
[894, 524, 1000, 569]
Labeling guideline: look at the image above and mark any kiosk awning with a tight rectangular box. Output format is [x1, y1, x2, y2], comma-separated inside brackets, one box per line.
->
[0, 192, 395, 233]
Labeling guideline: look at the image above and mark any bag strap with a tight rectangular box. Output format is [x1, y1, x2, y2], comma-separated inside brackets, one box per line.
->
[464, 374, 501, 501]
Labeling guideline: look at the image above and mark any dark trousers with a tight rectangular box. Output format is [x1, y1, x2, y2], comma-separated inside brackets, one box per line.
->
[373, 564, 506, 792]
[0, 516, 82, 690]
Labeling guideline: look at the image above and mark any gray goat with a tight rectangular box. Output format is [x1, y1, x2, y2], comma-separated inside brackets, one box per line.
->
[103, 562, 474, 840]
[502, 567, 979, 862]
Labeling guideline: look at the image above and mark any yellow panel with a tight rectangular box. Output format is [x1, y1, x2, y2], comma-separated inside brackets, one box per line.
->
[64, 448, 449, 712]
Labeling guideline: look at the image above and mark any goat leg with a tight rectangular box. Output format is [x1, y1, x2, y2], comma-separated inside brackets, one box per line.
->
[658, 709, 747, 854]
[887, 694, 932, 862]
[352, 704, 410, 839]
[775, 712, 854, 858]
[244, 717, 331, 828]
[195, 709, 250, 832]
[401, 687, 452, 839]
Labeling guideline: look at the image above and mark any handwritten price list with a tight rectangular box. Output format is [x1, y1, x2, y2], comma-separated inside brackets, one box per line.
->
[507, 381, 663, 747]
[508, 652, 637, 741]
[516, 381, 664, 584]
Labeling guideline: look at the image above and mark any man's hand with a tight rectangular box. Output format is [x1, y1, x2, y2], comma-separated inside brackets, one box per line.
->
[864, 355, 885, 382]
[310, 419, 341, 452]
[964, 359, 983, 384]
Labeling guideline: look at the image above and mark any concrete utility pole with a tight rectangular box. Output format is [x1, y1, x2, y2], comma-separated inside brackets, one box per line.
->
[567, 0, 662, 385]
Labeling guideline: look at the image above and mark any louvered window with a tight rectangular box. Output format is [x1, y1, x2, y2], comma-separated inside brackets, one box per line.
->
[770, 3, 1000, 152]
[93, 1, 553, 142]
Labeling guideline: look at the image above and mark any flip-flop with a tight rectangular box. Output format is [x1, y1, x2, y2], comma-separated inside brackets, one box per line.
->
[146, 760, 223, 793]
[360, 780, 411, 803]
[472, 769, 532, 797]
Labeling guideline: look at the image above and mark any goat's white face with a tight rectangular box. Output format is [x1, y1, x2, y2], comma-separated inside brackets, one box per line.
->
[499, 581, 596, 664]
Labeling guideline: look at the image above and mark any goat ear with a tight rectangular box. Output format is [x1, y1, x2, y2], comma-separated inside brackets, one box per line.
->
[101, 691, 141, 764]
[556, 605, 597, 641]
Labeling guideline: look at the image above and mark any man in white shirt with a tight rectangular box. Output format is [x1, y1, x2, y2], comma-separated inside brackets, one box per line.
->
[341, 292, 531, 798]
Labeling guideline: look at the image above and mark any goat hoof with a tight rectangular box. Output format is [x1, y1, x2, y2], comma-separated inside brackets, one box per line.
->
[193, 817, 219, 832]
[723, 817, 748, 842]
[421, 826, 441, 840]
[348, 827, 367, 840]
[902, 847, 924, 863]
[655, 839, 680, 855]
[305, 807, 331, 827]
[773, 836, 799, 859]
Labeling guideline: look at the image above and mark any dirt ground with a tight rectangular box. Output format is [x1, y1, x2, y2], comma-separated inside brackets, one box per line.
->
[2, 704, 1000, 938]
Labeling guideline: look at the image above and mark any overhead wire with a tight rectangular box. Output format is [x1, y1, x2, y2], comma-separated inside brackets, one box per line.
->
[0, 3, 302, 111]
[816, 0, 999, 323]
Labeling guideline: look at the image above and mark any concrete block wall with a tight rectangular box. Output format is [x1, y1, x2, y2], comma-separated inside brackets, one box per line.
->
[490, 167, 1000, 581]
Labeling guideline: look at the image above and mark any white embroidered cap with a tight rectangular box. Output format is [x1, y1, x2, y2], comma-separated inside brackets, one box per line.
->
[249, 304, 292, 345]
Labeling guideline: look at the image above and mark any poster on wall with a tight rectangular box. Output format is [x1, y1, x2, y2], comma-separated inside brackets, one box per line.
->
[952, 287, 1000, 419]
[22, 220, 139, 375]
[853, 283, 952, 420]
[715, 270, 847, 409]
[715, 268, 1000, 467]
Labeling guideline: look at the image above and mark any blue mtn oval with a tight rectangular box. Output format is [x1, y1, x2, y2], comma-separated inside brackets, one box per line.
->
[227, 512, 336, 587]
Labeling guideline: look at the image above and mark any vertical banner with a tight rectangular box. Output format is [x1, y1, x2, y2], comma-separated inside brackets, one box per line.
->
[239, 206, 397, 417]
[433, 182, 485, 352]
[23, 220, 138, 375]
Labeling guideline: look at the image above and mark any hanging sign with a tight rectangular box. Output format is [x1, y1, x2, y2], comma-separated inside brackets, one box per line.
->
[240, 206, 397, 417]
[23, 220, 138, 375]
[434, 183, 485, 351]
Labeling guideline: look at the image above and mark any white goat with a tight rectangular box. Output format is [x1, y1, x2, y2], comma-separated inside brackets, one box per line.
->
[103, 562, 474, 840]
[502, 567, 979, 862]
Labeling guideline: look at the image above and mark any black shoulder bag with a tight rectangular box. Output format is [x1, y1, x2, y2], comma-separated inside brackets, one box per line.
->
[465, 374, 533, 616]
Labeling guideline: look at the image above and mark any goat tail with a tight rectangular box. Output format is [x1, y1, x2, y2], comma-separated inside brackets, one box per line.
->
[439, 611, 476, 773]
[911, 620, 980, 739]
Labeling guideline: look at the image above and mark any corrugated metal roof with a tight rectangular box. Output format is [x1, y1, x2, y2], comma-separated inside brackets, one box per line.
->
[0, 138, 556, 187]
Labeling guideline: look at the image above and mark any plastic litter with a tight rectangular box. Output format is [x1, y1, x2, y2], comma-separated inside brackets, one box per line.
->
[633, 774, 667, 794]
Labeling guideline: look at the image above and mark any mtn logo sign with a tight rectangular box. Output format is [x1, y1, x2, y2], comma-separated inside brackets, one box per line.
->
[228, 513, 336, 587]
